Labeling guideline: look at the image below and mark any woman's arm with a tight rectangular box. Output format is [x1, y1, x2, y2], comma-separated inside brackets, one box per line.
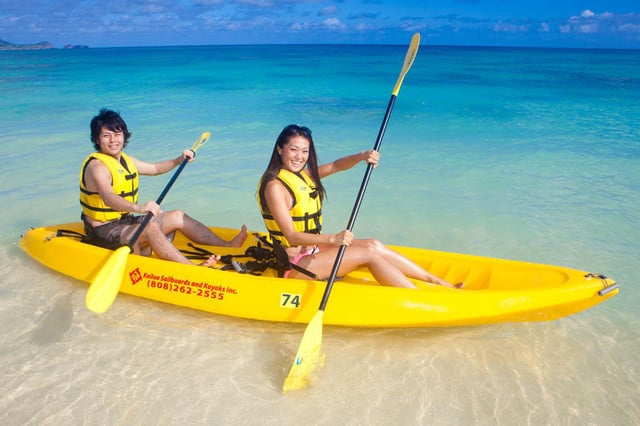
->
[318, 149, 379, 179]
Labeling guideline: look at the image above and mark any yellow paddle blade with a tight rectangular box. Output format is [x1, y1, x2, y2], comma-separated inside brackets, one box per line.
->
[392, 32, 420, 96]
[86, 245, 131, 313]
[283, 311, 326, 393]
[191, 131, 210, 153]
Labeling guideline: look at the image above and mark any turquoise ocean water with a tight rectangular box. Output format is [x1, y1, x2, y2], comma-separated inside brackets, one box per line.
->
[1, 43, 639, 424]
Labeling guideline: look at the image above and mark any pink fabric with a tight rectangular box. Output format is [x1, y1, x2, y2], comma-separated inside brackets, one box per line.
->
[283, 246, 319, 278]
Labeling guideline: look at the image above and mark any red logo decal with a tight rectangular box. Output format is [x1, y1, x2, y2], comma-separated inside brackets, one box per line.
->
[129, 268, 142, 285]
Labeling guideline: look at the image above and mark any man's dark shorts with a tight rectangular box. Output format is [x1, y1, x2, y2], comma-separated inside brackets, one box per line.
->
[83, 214, 145, 250]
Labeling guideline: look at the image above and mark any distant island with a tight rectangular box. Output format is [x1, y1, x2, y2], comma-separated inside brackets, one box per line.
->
[0, 38, 88, 50]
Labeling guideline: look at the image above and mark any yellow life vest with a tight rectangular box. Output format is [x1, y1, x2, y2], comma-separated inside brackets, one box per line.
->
[79, 152, 139, 222]
[258, 169, 322, 247]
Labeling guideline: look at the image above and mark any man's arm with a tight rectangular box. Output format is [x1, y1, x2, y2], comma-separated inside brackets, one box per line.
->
[133, 150, 194, 176]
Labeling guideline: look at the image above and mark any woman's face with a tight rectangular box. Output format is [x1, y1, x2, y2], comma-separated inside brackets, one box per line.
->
[278, 135, 309, 173]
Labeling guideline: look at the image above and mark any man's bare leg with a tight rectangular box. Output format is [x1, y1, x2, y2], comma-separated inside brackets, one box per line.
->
[126, 221, 219, 267]
[160, 210, 248, 248]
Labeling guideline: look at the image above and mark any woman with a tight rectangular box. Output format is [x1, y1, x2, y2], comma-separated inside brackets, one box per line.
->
[257, 124, 462, 289]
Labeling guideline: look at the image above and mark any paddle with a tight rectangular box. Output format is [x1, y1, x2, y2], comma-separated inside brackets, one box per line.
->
[85, 131, 210, 314]
[282, 33, 421, 392]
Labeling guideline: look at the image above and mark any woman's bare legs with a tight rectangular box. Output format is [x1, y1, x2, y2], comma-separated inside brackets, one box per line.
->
[351, 239, 463, 288]
[293, 245, 417, 288]
[291, 239, 463, 289]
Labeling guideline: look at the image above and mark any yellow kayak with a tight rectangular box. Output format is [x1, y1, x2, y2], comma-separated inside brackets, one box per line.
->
[19, 222, 618, 327]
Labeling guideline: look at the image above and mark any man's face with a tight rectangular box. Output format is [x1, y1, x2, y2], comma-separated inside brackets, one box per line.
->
[98, 126, 125, 156]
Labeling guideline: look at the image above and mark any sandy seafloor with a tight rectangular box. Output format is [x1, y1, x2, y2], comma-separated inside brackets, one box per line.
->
[1, 44, 638, 424]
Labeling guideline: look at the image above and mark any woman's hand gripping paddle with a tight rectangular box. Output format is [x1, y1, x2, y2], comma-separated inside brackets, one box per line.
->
[85, 131, 210, 314]
[282, 33, 421, 393]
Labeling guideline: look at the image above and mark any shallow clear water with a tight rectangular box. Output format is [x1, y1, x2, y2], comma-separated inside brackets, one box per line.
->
[1, 44, 638, 424]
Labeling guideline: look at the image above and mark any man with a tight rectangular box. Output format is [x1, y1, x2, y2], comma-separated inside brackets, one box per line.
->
[80, 108, 247, 266]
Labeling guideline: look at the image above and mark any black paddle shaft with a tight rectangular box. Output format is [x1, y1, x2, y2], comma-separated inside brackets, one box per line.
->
[318, 95, 397, 311]
[126, 154, 192, 249]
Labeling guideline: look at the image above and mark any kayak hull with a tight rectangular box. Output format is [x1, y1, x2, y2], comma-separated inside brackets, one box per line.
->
[19, 222, 618, 327]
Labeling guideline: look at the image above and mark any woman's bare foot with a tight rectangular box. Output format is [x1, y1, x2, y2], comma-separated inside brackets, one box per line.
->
[200, 254, 220, 267]
[229, 225, 248, 248]
[432, 278, 464, 289]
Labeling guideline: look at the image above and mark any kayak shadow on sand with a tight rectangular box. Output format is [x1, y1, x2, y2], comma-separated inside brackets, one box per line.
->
[30, 290, 74, 346]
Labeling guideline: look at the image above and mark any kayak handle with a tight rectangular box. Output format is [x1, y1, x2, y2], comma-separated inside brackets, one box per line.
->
[598, 282, 619, 296]
[585, 273, 619, 296]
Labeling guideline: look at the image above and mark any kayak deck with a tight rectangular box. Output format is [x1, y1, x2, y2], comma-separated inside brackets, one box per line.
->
[19, 222, 618, 327]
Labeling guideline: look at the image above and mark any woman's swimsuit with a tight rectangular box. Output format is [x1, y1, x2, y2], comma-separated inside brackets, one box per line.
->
[283, 245, 319, 278]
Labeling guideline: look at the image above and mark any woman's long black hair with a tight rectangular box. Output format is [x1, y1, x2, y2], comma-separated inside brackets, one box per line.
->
[258, 124, 326, 213]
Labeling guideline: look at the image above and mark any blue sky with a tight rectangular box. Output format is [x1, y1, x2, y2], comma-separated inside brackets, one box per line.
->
[1, 0, 639, 49]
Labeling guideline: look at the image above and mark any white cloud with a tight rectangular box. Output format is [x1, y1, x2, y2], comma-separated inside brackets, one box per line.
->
[290, 22, 310, 31]
[322, 18, 346, 30]
[320, 6, 338, 16]
[493, 21, 530, 33]
[563, 9, 640, 36]
[235, 0, 274, 7]
[620, 22, 640, 33]
[2, 1, 640, 48]
[577, 23, 599, 34]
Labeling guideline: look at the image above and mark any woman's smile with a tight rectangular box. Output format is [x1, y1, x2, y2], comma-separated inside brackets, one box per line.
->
[279, 135, 309, 172]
